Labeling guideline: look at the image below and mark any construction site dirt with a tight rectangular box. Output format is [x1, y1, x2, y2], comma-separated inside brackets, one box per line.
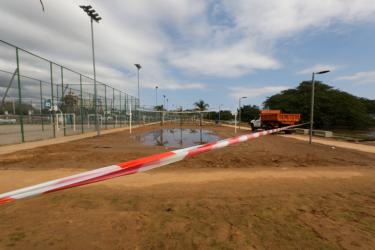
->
[0, 124, 374, 249]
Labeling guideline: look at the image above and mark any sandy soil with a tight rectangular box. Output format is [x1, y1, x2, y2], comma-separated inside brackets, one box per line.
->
[0, 124, 375, 249]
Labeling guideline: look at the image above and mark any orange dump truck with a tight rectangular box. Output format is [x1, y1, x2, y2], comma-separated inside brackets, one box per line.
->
[250, 110, 301, 130]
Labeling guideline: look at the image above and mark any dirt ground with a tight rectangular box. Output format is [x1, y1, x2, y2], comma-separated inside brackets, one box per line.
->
[0, 124, 375, 249]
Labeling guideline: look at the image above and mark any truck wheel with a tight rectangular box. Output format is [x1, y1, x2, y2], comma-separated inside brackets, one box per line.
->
[250, 123, 255, 131]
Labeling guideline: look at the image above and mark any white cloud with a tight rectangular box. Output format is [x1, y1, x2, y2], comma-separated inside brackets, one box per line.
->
[222, 0, 375, 39]
[298, 64, 340, 75]
[229, 86, 289, 99]
[336, 70, 375, 84]
[169, 42, 279, 77]
[1, 0, 375, 106]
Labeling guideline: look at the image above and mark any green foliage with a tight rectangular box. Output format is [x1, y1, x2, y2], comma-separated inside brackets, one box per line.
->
[61, 91, 79, 113]
[0, 101, 35, 115]
[205, 110, 234, 120]
[194, 100, 209, 111]
[240, 105, 260, 122]
[154, 105, 165, 111]
[264, 81, 375, 129]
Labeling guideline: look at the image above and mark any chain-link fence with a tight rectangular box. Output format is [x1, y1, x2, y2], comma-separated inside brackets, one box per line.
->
[0, 40, 165, 146]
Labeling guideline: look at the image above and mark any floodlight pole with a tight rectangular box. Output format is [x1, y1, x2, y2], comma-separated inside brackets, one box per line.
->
[309, 70, 330, 144]
[80, 5, 102, 136]
[90, 18, 100, 136]
[134, 64, 141, 104]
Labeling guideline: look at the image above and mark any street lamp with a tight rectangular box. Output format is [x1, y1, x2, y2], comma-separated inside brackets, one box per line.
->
[134, 64, 141, 103]
[309, 70, 330, 144]
[155, 86, 158, 106]
[79, 5, 102, 136]
[238, 97, 247, 130]
[218, 104, 223, 124]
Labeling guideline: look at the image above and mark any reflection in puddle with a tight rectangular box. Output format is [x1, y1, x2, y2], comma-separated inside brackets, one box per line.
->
[135, 128, 220, 148]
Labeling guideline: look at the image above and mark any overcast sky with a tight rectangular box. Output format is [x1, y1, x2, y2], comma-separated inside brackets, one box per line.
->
[1, 0, 375, 111]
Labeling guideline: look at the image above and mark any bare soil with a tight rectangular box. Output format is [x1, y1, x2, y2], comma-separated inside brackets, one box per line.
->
[0, 124, 375, 249]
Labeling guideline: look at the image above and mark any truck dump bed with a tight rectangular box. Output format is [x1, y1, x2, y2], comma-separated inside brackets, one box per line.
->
[261, 110, 301, 125]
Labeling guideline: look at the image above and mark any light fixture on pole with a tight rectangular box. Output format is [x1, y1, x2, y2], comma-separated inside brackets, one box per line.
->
[238, 96, 247, 131]
[309, 70, 330, 144]
[155, 86, 158, 106]
[79, 5, 102, 136]
[134, 64, 141, 104]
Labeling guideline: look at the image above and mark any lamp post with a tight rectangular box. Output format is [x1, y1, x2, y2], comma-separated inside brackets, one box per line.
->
[162, 94, 166, 108]
[218, 104, 223, 124]
[80, 5, 102, 136]
[238, 96, 247, 130]
[155, 86, 158, 106]
[134, 64, 141, 103]
[309, 70, 330, 144]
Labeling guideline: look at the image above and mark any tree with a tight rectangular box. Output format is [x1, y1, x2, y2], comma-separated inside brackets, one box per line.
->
[264, 81, 375, 129]
[154, 105, 165, 125]
[154, 105, 165, 111]
[240, 105, 260, 122]
[194, 100, 209, 126]
[194, 100, 209, 111]
[61, 91, 79, 113]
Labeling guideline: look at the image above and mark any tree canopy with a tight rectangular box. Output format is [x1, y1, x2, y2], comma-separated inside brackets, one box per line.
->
[239, 105, 260, 122]
[194, 100, 209, 111]
[264, 81, 375, 129]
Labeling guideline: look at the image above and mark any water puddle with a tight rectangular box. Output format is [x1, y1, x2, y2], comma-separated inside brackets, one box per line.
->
[134, 128, 220, 148]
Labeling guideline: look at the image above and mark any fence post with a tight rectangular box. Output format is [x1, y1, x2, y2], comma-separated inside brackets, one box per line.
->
[119, 91, 122, 126]
[112, 87, 115, 128]
[104, 84, 107, 129]
[50, 62, 56, 138]
[79, 74, 84, 134]
[124, 94, 127, 126]
[61, 66, 66, 136]
[39, 80, 44, 131]
[15, 48, 25, 143]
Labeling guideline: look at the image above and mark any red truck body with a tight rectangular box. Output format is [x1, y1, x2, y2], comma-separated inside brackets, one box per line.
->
[260, 110, 301, 128]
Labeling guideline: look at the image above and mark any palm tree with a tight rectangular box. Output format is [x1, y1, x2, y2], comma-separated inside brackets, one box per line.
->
[154, 105, 165, 125]
[154, 105, 165, 111]
[194, 100, 209, 111]
[194, 100, 209, 126]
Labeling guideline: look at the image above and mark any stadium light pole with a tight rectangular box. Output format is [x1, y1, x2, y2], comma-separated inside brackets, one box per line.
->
[80, 5, 102, 136]
[238, 97, 247, 130]
[155, 86, 158, 106]
[309, 70, 330, 144]
[134, 64, 141, 104]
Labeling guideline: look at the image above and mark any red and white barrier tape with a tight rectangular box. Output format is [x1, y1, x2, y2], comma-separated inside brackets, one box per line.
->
[0, 124, 303, 205]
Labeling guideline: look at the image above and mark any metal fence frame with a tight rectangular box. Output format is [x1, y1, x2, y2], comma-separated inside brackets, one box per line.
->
[0, 40, 153, 145]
